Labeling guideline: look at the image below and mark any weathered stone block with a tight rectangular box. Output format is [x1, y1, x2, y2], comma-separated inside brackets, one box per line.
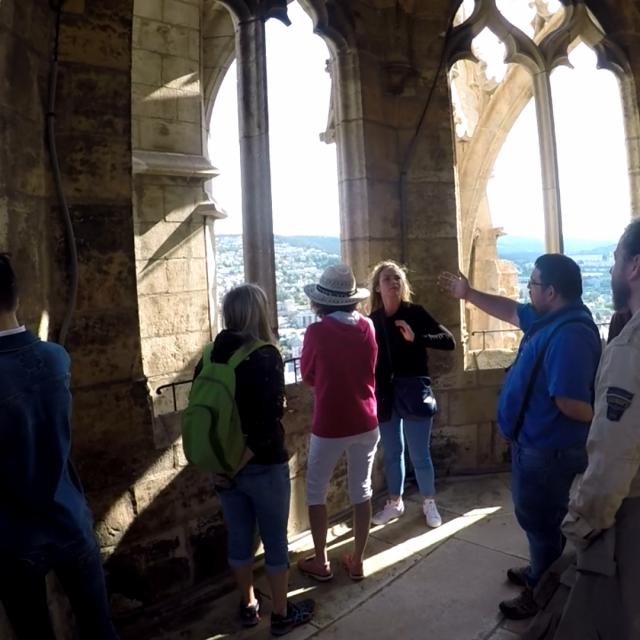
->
[406, 181, 458, 239]
[136, 259, 170, 295]
[138, 117, 202, 154]
[134, 0, 163, 21]
[162, 54, 200, 86]
[55, 134, 131, 200]
[139, 291, 209, 338]
[91, 489, 137, 547]
[132, 48, 163, 86]
[133, 83, 179, 120]
[0, 37, 43, 121]
[163, 184, 201, 221]
[64, 311, 143, 387]
[133, 468, 180, 514]
[177, 94, 202, 123]
[152, 411, 183, 449]
[134, 17, 192, 58]
[448, 388, 498, 425]
[106, 529, 190, 603]
[141, 330, 209, 378]
[134, 182, 165, 223]
[164, 0, 199, 29]
[435, 424, 478, 472]
[135, 220, 205, 261]
[186, 511, 227, 584]
[58, 18, 130, 70]
[188, 28, 200, 61]
[164, 257, 208, 292]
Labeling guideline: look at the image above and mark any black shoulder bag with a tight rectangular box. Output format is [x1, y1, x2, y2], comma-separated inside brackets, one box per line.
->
[381, 315, 438, 421]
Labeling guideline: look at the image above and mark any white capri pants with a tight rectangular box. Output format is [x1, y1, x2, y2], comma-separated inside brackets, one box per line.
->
[305, 428, 380, 506]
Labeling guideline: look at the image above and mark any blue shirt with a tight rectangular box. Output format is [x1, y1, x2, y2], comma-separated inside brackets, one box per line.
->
[497, 302, 602, 450]
[0, 330, 94, 552]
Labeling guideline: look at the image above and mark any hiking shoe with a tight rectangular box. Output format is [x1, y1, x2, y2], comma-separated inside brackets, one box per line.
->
[507, 565, 531, 588]
[423, 499, 442, 528]
[372, 498, 405, 525]
[297, 556, 333, 581]
[271, 599, 315, 636]
[499, 587, 539, 620]
[239, 597, 260, 627]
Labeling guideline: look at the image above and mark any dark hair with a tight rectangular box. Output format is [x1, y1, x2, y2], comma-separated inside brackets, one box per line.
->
[534, 253, 582, 301]
[619, 219, 640, 259]
[0, 254, 18, 313]
[311, 301, 358, 317]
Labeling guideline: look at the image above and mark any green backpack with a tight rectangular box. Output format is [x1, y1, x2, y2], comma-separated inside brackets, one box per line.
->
[181, 339, 266, 474]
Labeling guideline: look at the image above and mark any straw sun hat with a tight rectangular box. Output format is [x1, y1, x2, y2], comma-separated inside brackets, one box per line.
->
[304, 263, 369, 307]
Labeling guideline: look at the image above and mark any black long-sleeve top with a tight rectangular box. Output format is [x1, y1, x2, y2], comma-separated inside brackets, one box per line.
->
[370, 302, 455, 414]
[194, 330, 288, 465]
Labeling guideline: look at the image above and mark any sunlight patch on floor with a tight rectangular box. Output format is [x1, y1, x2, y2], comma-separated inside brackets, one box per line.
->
[365, 506, 502, 576]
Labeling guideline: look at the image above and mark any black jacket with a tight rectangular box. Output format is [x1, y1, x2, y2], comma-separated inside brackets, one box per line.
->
[370, 302, 455, 420]
[194, 330, 288, 465]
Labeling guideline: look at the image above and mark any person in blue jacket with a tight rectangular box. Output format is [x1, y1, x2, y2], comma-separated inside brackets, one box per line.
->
[439, 254, 601, 621]
[0, 254, 118, 639]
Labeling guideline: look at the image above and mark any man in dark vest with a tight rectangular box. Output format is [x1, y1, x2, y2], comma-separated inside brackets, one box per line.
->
[556, 220, 640, 639]
[0, 254, 118, 639]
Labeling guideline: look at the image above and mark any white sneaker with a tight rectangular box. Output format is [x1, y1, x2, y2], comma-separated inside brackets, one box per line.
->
[372, 499, 405, 525]
[423, 499, 442, 528]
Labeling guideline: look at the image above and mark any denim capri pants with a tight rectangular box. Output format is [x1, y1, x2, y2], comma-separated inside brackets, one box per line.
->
[217, 462, 291, 573]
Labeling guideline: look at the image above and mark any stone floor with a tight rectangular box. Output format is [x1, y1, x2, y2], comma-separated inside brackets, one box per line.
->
[136, 473, 535, 640]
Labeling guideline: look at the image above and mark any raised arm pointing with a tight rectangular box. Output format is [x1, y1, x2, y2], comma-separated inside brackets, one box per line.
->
[437, 271, 520, 328]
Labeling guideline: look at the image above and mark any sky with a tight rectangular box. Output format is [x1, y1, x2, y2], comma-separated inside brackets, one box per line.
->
[208, 0, 632, 245]
[208, 2, 340, 236]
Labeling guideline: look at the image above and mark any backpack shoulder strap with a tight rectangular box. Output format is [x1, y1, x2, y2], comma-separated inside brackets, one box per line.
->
[512, 317, 597, 443]
[227, 339, 269, 369]
[197, 342, 215, 375]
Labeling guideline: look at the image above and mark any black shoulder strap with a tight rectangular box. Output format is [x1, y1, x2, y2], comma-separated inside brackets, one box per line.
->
[512, 317, 599, 443]
[379, 313, 396, 381]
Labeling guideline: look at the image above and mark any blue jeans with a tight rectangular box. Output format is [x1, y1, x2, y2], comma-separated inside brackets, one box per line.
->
[0, 536, 119, 640]
[217, 462, 291, 573]
[379, 410, 435, 497]
[511, 443, 587, 587]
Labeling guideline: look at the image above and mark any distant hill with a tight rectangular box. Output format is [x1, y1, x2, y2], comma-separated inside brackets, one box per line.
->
[276, 235, 340, 254]
[218, 234, 340, 255]
[498, 236, 616, 258]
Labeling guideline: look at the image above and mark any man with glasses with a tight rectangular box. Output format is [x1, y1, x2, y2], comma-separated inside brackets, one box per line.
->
[552, 219, 640, 639]
[438, 254, 601, 620]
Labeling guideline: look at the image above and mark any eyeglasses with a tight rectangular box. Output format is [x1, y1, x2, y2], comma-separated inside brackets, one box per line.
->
[527, 280, 546, 289]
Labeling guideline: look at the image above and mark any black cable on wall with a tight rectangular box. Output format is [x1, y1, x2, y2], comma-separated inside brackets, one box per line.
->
[47, 0, 78, 347]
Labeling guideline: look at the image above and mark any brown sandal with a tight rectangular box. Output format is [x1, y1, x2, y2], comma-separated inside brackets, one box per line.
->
[342, 554, 365, 581]
[297, 556, 333, 581]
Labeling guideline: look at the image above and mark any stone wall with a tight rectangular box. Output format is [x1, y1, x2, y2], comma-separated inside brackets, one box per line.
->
[0, 1, 54, 331]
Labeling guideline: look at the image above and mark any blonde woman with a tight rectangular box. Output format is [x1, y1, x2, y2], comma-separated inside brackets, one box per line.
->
[193, 284, 314, 636]
[368, 261, 455, 527]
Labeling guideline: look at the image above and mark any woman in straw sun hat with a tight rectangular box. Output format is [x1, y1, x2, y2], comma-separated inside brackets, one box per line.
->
[297, 264, 380, 582]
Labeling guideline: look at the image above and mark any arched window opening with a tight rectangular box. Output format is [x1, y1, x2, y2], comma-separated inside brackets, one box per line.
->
[448, 0, 635, 369]
[550, 41, 631, 326]
[208, 60, 245, 335]
[207, 1, 340, 381]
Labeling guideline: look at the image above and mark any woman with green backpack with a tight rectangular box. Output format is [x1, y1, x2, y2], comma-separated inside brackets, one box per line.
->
[192, 284, 314, 636]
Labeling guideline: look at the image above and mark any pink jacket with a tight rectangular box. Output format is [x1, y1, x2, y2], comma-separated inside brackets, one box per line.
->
[300, 313, 378, 438]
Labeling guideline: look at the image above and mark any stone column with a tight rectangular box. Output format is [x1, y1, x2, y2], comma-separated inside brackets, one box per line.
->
[236, 16, 277, 326]
[533, 70, 564, 254]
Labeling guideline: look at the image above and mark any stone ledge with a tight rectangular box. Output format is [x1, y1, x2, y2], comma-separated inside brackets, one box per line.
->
[133, 150, 219, 179]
